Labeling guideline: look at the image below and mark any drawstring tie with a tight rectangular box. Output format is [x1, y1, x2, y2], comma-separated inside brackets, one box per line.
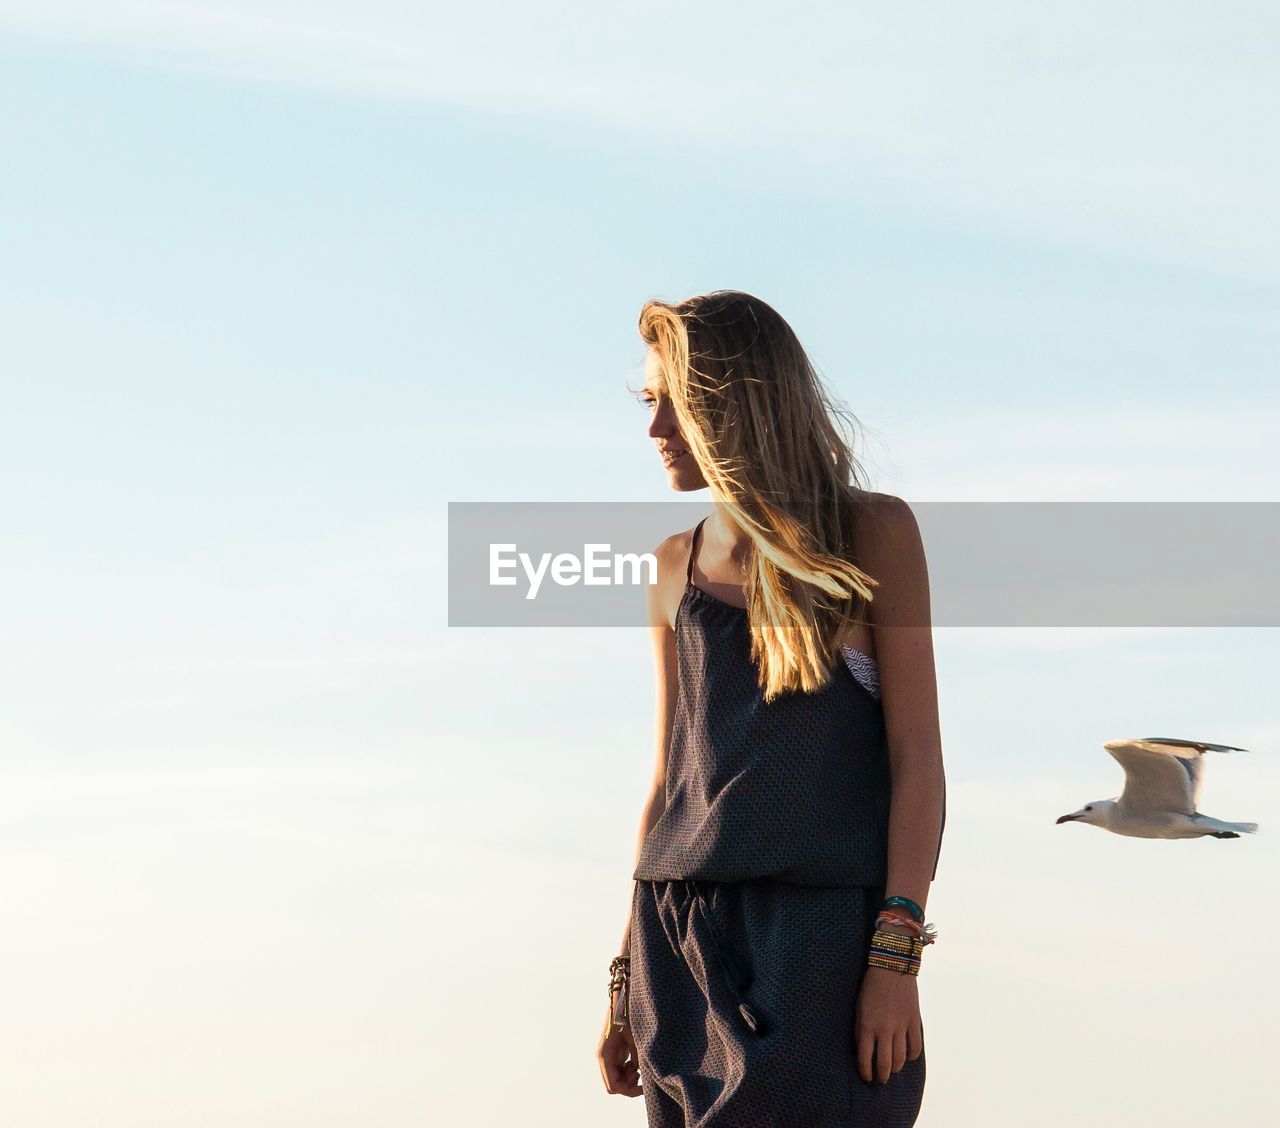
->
[685, 879, 767, 1036]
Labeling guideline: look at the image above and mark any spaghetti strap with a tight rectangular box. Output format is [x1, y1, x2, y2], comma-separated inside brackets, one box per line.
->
[686, 517, 709, 584]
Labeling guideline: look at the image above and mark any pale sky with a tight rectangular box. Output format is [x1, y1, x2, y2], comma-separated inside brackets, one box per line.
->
[1, 6, 1277, 1126]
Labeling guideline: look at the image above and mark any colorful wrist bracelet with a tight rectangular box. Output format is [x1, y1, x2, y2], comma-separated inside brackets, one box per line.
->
[868, 952, 921, 976]
[608, 956, 631, 1027]
[870, 929, 924, 956]
[868, 926, 926, 976]
[876, 910, 939, 946]
[880, 895, 925, 923]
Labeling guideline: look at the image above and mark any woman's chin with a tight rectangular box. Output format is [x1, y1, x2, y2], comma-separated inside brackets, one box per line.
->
[667, 471, 707, 493]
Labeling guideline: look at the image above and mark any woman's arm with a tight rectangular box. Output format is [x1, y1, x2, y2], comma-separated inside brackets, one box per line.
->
[868, 495, 946, 919]
[854, 495, 946, 1085]
[616, 536, 683, 958]
[598, 537, 683, 1099]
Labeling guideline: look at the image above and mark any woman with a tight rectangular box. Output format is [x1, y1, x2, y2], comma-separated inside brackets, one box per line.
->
[596, 291, 946, 1126]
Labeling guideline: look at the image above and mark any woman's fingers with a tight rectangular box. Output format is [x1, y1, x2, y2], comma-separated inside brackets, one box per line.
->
[907, 1017, 924, 1061]
[856, 997, 917, 1084]
[874, 1029, 895, 1084]
[892, 1029, 907, 1075]
[858, 1025, 913, 1085]
[598, 1025, 644, 1097]
[855, 1017, 875, 1084]
[596, 1036, 616, 1093]
[619, 1030, 643, 1097]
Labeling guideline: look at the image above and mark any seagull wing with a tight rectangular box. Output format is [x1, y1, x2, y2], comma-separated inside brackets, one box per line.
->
[1105, 739, 1197, 816]
[1140, 736, 1251, 807]
[1140, 736, 1249, 754]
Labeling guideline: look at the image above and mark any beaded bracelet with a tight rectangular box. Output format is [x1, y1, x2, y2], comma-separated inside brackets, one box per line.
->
[870, 930, 924, 957]
[867, 928, 924, 976]
[868, 952, 921, 976]
[608, 956, 631, 1027]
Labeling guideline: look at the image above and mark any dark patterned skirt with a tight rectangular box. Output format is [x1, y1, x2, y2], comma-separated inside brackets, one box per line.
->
[629, 878, 926, 1127]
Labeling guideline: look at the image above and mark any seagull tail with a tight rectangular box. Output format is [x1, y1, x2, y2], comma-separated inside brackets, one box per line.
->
[1195, 815, 1259, 836]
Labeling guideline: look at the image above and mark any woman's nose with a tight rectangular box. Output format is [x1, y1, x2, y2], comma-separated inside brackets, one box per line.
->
[648, 399, 676, 439]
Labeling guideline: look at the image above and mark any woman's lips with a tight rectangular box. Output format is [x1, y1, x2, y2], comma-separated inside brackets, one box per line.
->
[661, 448, 688, 466]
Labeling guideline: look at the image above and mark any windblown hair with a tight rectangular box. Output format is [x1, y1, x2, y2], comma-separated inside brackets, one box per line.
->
[638, 290, 879, 701]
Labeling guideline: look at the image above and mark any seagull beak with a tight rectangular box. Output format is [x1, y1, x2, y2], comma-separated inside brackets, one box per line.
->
[1056, 813, 1081, 824]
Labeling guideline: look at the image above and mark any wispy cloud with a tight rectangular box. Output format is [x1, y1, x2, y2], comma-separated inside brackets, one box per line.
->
[4, 3, 1278, 278]
[870, 400, 1280, 500]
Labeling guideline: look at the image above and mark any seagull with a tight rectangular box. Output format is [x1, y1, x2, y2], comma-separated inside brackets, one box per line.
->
[1056, 737, 1259, 839]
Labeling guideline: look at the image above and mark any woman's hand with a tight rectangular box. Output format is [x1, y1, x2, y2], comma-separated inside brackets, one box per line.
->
[854, 966, 924, 1084]
[596, 1008, 643, 1097]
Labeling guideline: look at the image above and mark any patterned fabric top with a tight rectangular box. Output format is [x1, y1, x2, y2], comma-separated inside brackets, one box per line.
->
[840, 644, 880, 701]
[632, 519, 894, 887]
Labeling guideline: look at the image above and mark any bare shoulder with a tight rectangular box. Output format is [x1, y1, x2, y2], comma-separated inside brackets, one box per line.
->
[848, 490, 920, 559]
[846, 490, 928, 626]
[646, 524, 699, 631]
[651, 525, 696, 575]
[848, 488, 912, 515]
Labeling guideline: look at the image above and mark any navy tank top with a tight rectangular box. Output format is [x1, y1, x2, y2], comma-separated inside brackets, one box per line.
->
[633, 516, 903, 888]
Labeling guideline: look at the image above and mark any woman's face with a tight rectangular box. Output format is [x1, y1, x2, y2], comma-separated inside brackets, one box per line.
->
[642, 349, 707, 492]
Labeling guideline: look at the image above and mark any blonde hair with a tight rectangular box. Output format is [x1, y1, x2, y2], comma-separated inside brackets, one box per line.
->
[639, 290, 879, 702]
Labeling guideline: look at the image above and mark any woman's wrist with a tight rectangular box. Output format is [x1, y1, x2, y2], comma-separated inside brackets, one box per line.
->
[880, 894, 926, 923]
[608, 955, 632, 1028]
[867, 894, 938, 976]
